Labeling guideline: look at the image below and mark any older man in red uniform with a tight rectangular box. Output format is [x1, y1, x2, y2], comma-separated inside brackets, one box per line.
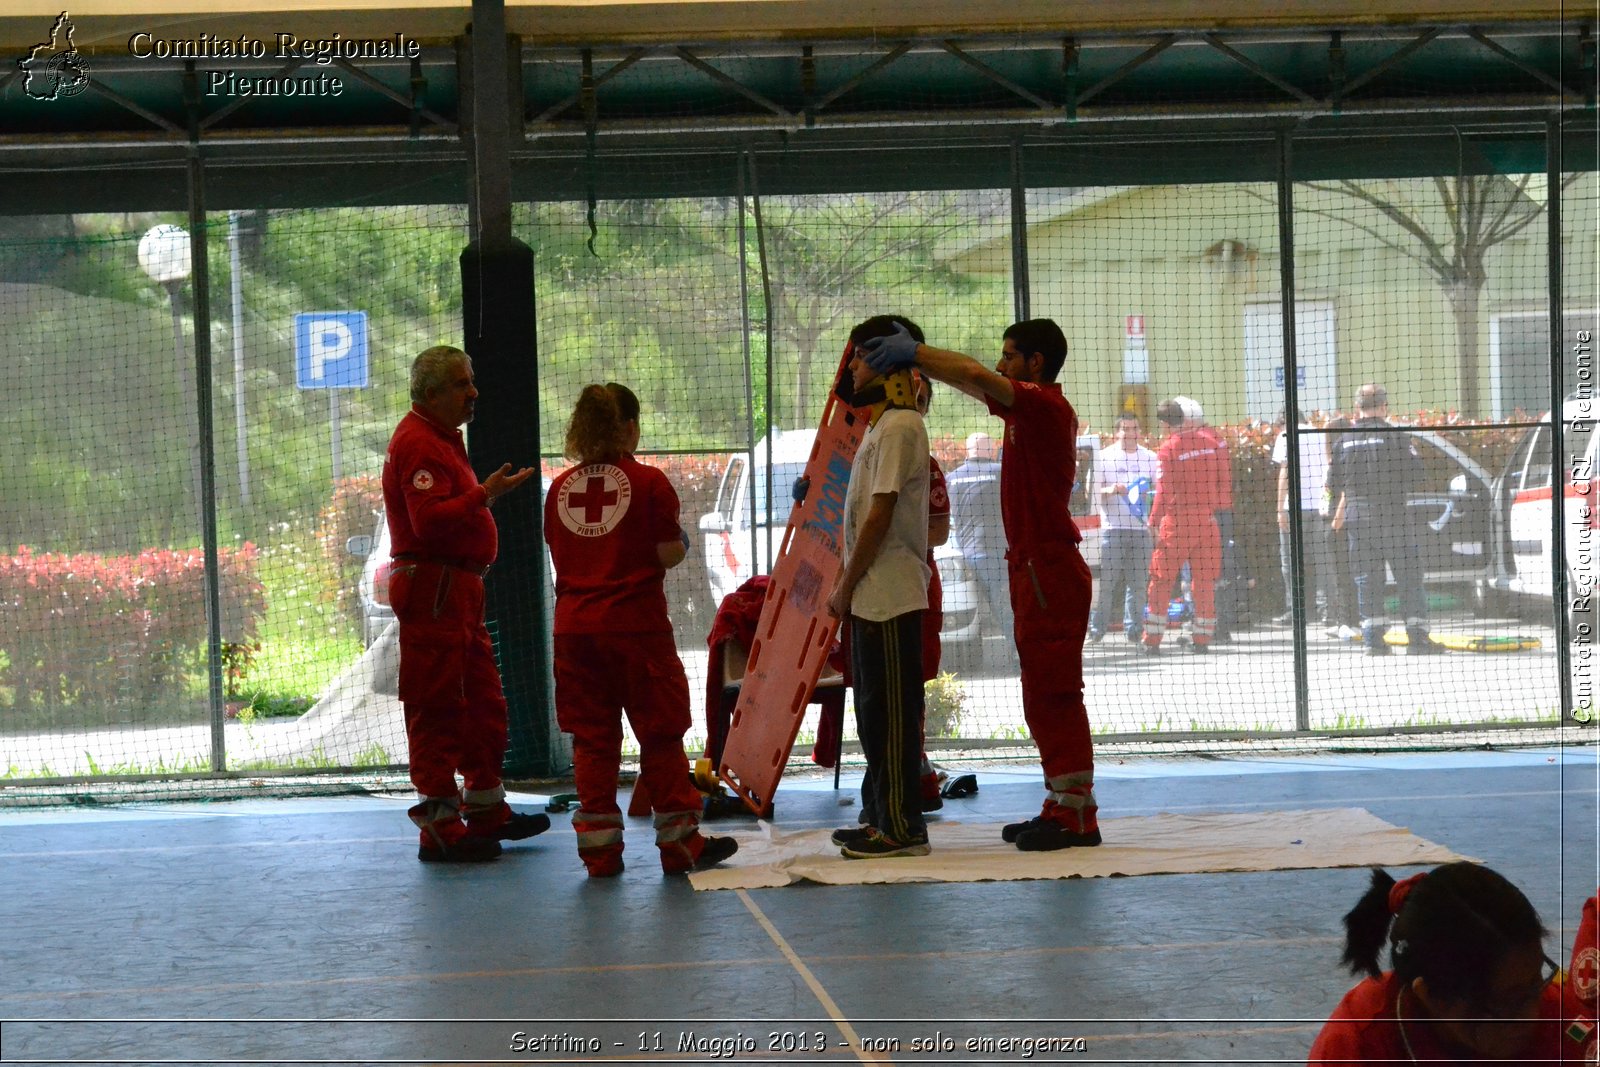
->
[383, 345, 549, 863]
[864, 318, 1099, 851]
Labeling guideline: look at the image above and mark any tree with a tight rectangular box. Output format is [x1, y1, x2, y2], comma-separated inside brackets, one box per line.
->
[1295, 174, 1576, 416]
[547, 191, 1004, 436]
[749, 191, 997, 426]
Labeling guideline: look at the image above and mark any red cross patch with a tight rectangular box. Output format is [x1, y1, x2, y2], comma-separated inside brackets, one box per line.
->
[1575, 946, 1600, 1007]
[557, 464, 632, 536]
[411, 469, 434, 491]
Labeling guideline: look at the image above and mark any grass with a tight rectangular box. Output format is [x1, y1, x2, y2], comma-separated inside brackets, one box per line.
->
[238, 522, 364, 709]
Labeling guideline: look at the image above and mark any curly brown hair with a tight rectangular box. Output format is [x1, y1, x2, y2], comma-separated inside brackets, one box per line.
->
[563, 382, 640, 464]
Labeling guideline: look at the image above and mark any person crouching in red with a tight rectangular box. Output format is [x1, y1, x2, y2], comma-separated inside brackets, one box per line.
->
[1310, 863, 1596, 1064]
[383, 345, 550, 863]
[544, 383, 738, 878]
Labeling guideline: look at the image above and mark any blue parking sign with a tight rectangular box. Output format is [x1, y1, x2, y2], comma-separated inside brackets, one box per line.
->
[295, 312, 368, 389]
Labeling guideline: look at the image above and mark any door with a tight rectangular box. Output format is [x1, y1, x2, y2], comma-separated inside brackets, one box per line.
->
[1405, 432, 1494, 583]
[1244, 301, 1339, 421]
[1507, 424, 1554, 597]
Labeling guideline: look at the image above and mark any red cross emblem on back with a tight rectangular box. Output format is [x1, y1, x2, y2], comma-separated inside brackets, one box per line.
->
[569, 475, 618, 523]
[557, 464, 632, 536]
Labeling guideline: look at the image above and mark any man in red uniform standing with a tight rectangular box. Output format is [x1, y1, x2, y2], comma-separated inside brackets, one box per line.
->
[1141, 398, 1227, 655]
[863, 318, 1099, 851]
[383, 345, 550, 863]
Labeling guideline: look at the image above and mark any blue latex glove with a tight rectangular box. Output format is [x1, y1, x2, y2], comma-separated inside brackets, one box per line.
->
[792, 475, 810, 503]
[678, 528, 692, 552]
[860, 321, 920, 374]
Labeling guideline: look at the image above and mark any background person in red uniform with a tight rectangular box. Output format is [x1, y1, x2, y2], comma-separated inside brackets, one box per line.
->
[544, 383, 738, 879]
[383, 345, 549, 863]
[863, 318, 1099, 852]
[1141, 398, 1226, 655]
[1309, 863, 1598, 1065]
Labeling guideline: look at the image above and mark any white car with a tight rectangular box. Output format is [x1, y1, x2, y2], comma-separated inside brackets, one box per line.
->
[697, 429, 818, 610]
[348, 485, 557, 652]
[1483, 401, 1599, 634]
[346, 517, 394, 650]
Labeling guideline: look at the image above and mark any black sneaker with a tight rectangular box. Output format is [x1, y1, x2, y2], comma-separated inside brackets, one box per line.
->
[1365, 641, 1393, 657]
[691, 835, 739, 870]
[831, 826, 873, 847]
[921, 794, 944, 813]
[418, 836, 502, 863]
[1015, 824, 1102, 851]
[1191, 642, 1210, 655]
[493, 811, 552, 841]
[841, 829, 930, 859]
[1001, 815, 1048, 843]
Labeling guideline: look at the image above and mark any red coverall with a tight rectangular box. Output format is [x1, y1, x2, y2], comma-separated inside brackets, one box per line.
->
[544, 454, 711, 876]
[985, 382, 1097, 835]
[382, 409, 514, 848]
[1143, 426, 1227, 648]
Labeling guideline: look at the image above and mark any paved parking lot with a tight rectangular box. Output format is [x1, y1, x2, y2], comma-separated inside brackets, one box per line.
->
[0, 611, 1577, 779]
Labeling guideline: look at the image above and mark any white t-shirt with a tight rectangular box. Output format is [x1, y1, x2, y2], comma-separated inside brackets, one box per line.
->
[843, 407, 931, 622]
[1271, 426, 1331, 513]
[1091, 444, 1160, 529]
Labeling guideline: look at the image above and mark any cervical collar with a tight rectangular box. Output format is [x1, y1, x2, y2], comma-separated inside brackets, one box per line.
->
[835, 367, 917, 424]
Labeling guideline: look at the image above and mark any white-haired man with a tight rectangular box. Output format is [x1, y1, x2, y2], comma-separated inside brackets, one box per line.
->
[383, 345, 550, 862]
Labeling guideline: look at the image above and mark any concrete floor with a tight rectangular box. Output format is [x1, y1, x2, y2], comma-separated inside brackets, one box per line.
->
[1, 745, 1595, 1065]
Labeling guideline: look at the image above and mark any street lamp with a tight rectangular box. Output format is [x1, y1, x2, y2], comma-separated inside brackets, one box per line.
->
[139, 224, 203, 521]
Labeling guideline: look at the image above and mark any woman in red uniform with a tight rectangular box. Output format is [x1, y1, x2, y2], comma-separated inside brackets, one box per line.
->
[1309, 862, 1597, 1064]
[544, 383, 737, 878]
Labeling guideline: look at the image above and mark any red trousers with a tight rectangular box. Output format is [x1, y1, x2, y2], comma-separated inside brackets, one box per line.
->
[1009, 545, 1097, 831]
[555, 630, 707, 874]
[391, 561, 508, 843]
[1145, 514, 1220, 645]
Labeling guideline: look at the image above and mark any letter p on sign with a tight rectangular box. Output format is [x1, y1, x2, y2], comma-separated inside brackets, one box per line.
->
[295, 311, 369, 389]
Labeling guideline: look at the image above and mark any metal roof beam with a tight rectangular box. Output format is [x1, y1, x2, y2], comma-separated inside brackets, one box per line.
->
[673, 46, 793, 119]
[528, 47, 648, 124]
[810, 41, 914, 113]
[1202, 32, 1319, 104]
[938, 39, 1055, 110]
[1336, 26, 1445, 98]
[1077, 34, 1178, 106]
[1466, 26, 1575, 95]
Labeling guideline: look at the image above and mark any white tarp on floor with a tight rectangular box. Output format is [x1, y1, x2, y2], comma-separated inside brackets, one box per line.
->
[688, 807, 1469, 890]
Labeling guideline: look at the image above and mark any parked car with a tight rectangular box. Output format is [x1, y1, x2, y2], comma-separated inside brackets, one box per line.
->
[935, 434, 1101, 671]
[348, 483, 557, 651]
[1384, 426, 1497, 589]
[346, 517, 395, 649]
[1480, 401, 1598, 634]
[697, 429, 817, 611]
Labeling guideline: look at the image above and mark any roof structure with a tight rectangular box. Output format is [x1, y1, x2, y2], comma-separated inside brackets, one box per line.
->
[0, 2, 1592, 210]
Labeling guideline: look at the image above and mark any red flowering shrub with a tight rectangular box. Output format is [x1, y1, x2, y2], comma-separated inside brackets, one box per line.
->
[0, 545, 266, 712]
